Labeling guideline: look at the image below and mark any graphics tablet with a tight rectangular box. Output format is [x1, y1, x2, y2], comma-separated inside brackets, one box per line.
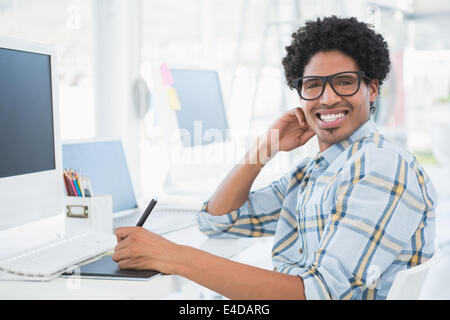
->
[62, 255, 161, 281]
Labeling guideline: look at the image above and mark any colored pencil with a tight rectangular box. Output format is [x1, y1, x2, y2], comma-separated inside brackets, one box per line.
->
[74, 171, 84, 197]
[63, 171, 71, 196]
[68, 170, 79, 196]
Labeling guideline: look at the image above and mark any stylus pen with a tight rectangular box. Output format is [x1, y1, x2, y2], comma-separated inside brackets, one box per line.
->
[136, 198, 158, 227]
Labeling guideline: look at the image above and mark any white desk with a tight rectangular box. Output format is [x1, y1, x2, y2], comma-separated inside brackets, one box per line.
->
[0, 215, 259, 299]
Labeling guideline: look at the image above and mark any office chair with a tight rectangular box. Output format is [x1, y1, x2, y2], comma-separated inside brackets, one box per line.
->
[386, 247, 441, 300]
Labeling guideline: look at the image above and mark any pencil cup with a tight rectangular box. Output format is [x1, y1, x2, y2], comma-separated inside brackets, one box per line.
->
[64, 194, 113, 235]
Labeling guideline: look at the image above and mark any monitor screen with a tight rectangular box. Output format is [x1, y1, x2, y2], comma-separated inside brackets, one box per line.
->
[170, 69, 228, 148]
[0, 47, 55, 179]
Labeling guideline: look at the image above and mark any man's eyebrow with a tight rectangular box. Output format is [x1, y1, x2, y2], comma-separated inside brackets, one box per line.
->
[302, 76, 321, 81]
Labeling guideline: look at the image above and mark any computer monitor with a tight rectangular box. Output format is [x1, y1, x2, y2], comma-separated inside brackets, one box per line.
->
[0, 36, 63, 231]
[151, 64, 233, 195]
[168, 68, 229, 148]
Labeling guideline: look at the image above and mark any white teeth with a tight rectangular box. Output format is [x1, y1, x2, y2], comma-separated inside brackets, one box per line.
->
[320, 112, 345, 122]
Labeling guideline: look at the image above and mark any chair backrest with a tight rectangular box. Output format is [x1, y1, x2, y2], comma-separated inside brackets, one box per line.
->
[387, 247, 441, 300]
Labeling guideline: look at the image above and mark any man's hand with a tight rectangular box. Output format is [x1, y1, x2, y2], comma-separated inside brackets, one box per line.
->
[253, 107, 315, 165]
[112, 227, 182, 274]
[269, 106, 315, 152]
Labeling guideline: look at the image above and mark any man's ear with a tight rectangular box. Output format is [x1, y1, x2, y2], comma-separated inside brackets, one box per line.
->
[369, 79, 379, 105]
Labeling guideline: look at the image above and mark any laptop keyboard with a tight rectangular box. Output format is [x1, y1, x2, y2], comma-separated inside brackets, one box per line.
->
[113, 202, 200, 234]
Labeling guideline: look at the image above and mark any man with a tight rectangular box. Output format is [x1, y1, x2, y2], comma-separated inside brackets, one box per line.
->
[112, 16, 436, 300]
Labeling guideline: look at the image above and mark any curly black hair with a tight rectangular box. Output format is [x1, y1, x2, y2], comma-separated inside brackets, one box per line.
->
[282, 16, 391, 90]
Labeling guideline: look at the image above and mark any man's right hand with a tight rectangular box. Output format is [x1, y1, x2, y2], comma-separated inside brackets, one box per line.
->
[256, 107, 316, 165]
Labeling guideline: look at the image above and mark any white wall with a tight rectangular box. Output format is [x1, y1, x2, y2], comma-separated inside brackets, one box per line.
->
[92, 0, 143, 197]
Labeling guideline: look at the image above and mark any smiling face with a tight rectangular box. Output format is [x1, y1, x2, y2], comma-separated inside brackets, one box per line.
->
[300, 50, 379, 152]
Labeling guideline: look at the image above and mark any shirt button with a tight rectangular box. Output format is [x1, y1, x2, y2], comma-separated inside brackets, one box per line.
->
[299, 248, 303, 254]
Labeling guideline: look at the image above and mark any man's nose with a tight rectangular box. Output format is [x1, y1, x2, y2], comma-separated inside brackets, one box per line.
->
[318, 81, 342, 106]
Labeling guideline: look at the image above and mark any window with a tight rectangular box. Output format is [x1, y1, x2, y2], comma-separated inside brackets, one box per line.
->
[0, 0, 95, 140]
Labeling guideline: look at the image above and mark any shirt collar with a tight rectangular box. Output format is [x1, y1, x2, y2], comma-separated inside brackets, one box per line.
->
[317, 119, 379, 166]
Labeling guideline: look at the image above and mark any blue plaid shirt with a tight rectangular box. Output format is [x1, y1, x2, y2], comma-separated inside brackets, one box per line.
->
[196, 120, 437, 300]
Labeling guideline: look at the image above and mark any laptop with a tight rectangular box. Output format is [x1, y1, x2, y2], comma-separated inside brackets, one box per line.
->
[62, 139, 143, 228]
[62, 139, 200, 233]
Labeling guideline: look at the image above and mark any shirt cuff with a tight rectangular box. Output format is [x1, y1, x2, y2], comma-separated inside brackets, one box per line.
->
[196, 200, 241, 238]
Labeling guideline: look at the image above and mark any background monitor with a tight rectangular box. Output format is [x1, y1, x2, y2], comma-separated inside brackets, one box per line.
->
[170, 68, 229, 148]
[150, 63, 233, 196]
[0, 36, 63, 231]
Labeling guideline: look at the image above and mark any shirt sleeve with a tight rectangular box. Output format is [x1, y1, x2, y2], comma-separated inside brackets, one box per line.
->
[299, 147, 437, 300]
[196, 160, 310, 239]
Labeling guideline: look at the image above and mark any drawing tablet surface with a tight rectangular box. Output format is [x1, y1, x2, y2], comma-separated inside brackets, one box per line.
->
[63, 255, 161, 280]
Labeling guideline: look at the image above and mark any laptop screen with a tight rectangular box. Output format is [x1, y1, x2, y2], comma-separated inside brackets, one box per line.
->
[62, 140, 138, 213]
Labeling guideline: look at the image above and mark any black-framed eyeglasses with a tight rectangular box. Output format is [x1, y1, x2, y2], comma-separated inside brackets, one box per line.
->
[292, 71, 372, 101]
